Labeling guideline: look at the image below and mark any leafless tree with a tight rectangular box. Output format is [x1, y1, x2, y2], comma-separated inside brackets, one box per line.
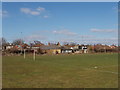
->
[2, 37, 8, 46]
[13, 39, 24, 45]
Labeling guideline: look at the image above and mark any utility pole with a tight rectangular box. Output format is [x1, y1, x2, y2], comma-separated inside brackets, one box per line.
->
[20, 32, 22, 54]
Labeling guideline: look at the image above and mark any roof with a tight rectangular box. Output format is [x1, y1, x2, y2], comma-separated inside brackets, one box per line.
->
[64, 45, 76, 47]
[33, 44, 44, 47]
[61, 46, 71, 49]
[21, 44, 29, 47]
[40, 45, 61, 50]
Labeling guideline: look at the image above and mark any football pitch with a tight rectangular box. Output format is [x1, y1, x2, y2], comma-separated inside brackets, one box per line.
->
[2, 53, 118, 88]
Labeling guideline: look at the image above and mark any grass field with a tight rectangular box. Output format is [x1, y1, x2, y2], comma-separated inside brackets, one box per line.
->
[2, 53, 118, 88]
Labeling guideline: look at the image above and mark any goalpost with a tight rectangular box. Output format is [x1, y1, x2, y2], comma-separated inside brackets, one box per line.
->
[24, 49, 26, 59]
[33, 49, 36, 61]
[23, 49, 36, 61]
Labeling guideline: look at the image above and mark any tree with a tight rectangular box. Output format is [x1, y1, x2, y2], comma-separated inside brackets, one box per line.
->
[34, 40, 42, 45]
[13, 39, 24, 45]
[63, 42, 77, 46]
[69, 42, 77, 46]
[29, 42, 34, 49]
[63, 42, 69, 46]
[57, 42, 60, 46]
[2, 37, 8, 46]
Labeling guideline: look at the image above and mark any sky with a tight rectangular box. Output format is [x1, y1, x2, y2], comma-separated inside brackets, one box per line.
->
[2, 2, 118, 45]
[0, 2, 2, 38]
[2, 0, 120, 2]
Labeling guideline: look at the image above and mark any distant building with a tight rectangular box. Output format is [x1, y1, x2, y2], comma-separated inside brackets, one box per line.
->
[81, 46, 88, 53]
[40, 45, 61, 54]
[61, 45, 88, 54]
[2, 43, 14, 51]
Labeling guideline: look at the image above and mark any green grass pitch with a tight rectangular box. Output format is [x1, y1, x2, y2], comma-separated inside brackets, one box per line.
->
[2, 53, 118, 88]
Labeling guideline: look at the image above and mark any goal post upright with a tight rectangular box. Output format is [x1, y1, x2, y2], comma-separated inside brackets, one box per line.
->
[33, 49, 36, 61]
[24, 49, 25, 59]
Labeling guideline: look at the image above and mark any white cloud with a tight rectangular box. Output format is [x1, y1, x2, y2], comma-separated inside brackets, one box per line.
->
[0, 10, 8, 17]
[20, 8, 31, 14]
[25, 35, 46, 42]
[20, 7, 49, 18]
[59, 38, 76, 43]
[79, 37, 118, 45]
[37, 7, 45, 11]
[58, 35, 118, 45]
[53, 30, 77, 36]
[79, 35, 94, 38]
[20, 8, 40, 16]
[30, 11, 40, 15]
[91, 28, 117, 33]
[43, 15, 49, 18]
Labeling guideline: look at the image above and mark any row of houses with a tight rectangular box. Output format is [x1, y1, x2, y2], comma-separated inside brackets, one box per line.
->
[2, 42, 88, 54]
[2, 41, 118, 55]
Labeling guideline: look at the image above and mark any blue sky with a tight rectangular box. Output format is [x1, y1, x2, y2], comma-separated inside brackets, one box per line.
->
[2, 2, 118, 45]
[0, 2, 2, 38]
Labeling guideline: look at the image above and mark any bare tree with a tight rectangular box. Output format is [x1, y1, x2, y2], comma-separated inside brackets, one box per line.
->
[13, 39, 24, 45]
[69, 42, 77, 46]
[63, 42, 77, 46]
[63, 42, 69, 46]
[2, 38, 7, 46]
[34, 40, 42, 45]
[29, 42, 34, 49]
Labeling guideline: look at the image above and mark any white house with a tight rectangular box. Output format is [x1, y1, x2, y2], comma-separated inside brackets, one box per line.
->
[82, 46, 88, 53]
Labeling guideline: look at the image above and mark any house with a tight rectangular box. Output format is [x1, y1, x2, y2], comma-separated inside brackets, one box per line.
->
[61, 45, 80, 54]
[31, 44, 44, 50]
[109, 45, 117, 49]
[81, 45, 88, 53]
[93, 44, 116, 53]
[61, 46, 73, 54]
[61, 48, 73, 53]
[21, 44, 30, 49]
[61, 44, 88, 54]
[2, 43, 14, 51]
[40, 45, 61, 54]
[6, 45, 14, 50]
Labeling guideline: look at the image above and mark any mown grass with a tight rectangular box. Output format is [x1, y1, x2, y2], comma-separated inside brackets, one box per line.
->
[2, 53, 118, 88]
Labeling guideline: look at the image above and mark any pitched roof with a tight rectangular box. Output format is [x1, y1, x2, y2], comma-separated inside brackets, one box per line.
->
[40, 45, 61, 50]
[32, 44, 44, 47]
